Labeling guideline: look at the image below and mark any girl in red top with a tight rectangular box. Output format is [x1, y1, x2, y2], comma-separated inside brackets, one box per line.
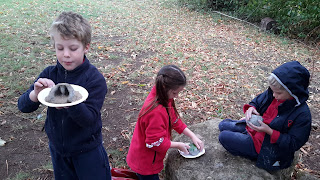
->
[126, 65, 204, 180]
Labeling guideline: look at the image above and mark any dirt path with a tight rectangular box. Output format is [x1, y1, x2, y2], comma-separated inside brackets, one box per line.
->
[0, 0, 319, 179]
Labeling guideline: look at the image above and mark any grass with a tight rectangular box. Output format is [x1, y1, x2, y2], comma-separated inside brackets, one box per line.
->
[0, 0, 316, 119]
[4, 162, 53, 180]
[0, 0, 319, 176]
[41, 162, 53, 171]
[108, 148, 129, 168]
[6, 172, 32, 180]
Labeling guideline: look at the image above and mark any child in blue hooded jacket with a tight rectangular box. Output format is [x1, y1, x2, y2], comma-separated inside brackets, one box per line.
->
[18, 12, 111, 179]
[219, 61, 311, 171]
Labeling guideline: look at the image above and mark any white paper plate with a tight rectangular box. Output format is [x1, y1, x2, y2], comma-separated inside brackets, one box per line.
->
[178, 148, 205, 159]
[38, 84, 89, 107]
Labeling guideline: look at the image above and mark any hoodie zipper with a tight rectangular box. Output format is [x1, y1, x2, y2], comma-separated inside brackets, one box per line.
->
[64, 70, 67, 82]
[61, 70, 67, 153]
[61, 115, 65, 153]
[152, 151, 157, 164]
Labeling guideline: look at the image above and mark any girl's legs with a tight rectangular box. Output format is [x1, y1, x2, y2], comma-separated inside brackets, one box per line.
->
[136, 173, 160, 180]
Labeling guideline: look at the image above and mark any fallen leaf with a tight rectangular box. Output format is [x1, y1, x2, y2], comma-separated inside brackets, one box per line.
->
[131, 52, 137, 59]
[0, 120, 6, 125]
[118, 67, 126, 72]
[0, 138, 6, 146]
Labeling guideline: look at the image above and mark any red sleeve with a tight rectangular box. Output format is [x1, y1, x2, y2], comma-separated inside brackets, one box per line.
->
[144, 109, 171, 153]
[243, 104, 255, 114]
[270, 130, 280, 143]
[168, 99, 187, 134]
[172, 118, 187, 134]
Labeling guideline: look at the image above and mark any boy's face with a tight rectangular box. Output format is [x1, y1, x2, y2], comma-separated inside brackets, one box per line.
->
[270, 85, 292, 100]
[53, 34, 89, 71]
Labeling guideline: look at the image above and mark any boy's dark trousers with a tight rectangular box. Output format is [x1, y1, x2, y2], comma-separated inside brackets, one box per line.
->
[49, 143, 111, 180]
[136, 173, 159, 180]
[218, 119, 258, 160]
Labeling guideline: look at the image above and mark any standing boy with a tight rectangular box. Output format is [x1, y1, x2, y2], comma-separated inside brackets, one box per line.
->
[218, 61, 311, 171]
[18, 12, 111, 179]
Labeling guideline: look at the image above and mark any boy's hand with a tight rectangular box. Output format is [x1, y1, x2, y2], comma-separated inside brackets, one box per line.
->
[29, 78, 55, 102]
[247, 121, 273, 135]
[34, 78, 55, 94]
[245, 107, 260, 121]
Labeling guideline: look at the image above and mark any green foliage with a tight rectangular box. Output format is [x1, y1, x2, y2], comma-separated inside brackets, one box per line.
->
[177, 0, 211, 11]
[6, 172, 32, 180]
[238, 0, 320, 41]
[178, 0, 320, 43]
[178, 0, 249, 11]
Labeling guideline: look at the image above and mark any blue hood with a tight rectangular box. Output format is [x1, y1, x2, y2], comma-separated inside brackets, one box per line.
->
[271, 61, 310, 106]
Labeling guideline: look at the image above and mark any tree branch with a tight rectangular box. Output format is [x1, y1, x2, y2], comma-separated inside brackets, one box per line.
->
[212, 11, 260, 29]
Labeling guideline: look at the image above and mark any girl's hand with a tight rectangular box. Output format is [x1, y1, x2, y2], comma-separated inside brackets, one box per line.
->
[245, 107, 260, 121]
[171, 142, 190, 154]
[182, 128, 204, 151]
[192, 136, 204, 151]
[178, 142, 190, 154]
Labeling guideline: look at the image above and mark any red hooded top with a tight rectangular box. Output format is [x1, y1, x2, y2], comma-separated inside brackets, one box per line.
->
[126, 86, 187, 175]
[243, 99, 283, 153]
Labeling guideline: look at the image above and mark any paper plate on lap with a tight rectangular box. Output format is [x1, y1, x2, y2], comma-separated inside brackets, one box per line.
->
[38, 84, 89, 107]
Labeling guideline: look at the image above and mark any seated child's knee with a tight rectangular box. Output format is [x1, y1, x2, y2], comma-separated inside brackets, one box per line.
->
[218, 131, 229, 145]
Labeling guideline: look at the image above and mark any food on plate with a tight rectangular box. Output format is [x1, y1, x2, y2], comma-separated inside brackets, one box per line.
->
[188, 143, 200, 156]
[45, 83, 82, 104]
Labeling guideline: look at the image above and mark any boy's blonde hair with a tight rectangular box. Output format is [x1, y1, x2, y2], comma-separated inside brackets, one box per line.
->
[268, 75, 285, 90]
[50, 11, 91, 47]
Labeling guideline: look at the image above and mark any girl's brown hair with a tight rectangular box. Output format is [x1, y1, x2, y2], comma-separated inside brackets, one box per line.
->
[139, 65, 186, 134]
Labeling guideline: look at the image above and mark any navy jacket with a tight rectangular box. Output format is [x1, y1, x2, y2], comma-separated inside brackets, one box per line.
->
[18, 56, 107, 156]
[249, 61, 311, 171]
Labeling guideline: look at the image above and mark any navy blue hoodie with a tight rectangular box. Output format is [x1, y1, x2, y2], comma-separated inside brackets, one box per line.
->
[18, 56, 107, 156]
[249, 61, 311, 171]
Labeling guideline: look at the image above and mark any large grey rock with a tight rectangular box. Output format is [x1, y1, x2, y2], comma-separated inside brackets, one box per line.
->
[165, 119, 301, 180]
